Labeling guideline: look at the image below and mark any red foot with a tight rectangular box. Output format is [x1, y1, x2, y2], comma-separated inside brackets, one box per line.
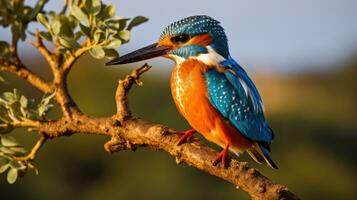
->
[213, 144, 230, 167]
[176, 129, 196, 145]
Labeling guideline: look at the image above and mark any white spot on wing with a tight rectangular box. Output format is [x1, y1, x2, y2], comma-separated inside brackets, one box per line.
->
[239, 78, 249, 96]
[238, 77, 259, 112]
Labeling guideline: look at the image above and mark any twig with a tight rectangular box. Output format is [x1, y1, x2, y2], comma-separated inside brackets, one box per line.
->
[29, 30, 56, 71]
[0, 62, 53, 93]
[50, 41, 94, 119]
[62, 42, 91, 73]
[16, 135, 47, 162]
[115, 63, 152, 121]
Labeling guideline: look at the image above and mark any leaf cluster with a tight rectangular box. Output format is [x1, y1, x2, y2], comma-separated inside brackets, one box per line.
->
[0, 0, 48, 42]
[0, 0, 148, 185]
[0, 89, 55, 131]
[36, 0, 148, 59]
[0, 90, 54, 183]
[0, 135, 29, 184]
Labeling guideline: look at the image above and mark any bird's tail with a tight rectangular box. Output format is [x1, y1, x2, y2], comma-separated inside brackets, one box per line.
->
[247, 143, 278, 169]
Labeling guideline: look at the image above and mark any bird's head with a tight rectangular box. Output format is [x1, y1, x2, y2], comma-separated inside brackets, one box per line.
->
[106, 15, 229, 66]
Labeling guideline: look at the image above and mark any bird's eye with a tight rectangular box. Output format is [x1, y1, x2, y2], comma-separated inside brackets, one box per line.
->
[170, 34, 191, 44]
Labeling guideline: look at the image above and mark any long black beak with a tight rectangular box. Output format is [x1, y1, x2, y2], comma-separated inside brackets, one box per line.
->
[106, 43, 172, 65]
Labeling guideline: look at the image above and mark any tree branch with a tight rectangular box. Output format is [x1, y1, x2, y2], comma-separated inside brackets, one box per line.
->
[7, 63, 299, 200]
[16, 135, 47, 163]
[0, 61, 53, 93]
[114, 63, 152, 121]
[51, 44, 92, 118]
[61, 40, 91, 72]
[29, 30, 56, 71]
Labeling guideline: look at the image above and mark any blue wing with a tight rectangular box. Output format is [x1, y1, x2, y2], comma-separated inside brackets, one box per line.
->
[205, 56, 273, 144]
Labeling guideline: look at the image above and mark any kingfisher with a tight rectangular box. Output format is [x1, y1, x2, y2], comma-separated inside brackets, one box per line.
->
[107, 15, 278, 169]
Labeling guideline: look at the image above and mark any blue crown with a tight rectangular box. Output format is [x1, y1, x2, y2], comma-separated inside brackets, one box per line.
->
[160, 15, 229, 58]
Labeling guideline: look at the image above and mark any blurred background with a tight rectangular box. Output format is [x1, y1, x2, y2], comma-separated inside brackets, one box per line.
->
[1, 0, 357, 199]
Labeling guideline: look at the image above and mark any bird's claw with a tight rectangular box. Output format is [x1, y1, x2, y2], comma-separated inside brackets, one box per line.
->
[176, 129, 196, 145]
[213, 145, 230, 168]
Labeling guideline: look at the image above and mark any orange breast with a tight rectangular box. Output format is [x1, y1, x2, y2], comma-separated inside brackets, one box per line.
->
[170, 59, 253, 153]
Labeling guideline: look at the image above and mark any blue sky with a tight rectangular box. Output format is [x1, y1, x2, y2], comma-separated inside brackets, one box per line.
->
[2, 0, 357, 73]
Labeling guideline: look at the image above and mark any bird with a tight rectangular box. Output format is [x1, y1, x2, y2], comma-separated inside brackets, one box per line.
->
[106, 15, 278, 169]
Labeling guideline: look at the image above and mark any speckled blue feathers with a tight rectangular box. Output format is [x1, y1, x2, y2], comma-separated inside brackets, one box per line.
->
[160, 15, 229, 58]
[205, 57, 274, 145]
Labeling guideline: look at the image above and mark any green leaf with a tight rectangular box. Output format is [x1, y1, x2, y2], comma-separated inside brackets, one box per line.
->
[0, 147, 15, 154]
[79, 24, 91, 37]
[98, 4, 116, 20]
[19, 96, 28, 108]
[27, 162, 39, 175]
[105, 19, 120, 29]
[11, 23, 26, 41]
[37, 13, 50, 30]
[47, 11, 57, 22]
[0, 41, 11, 59]
[85, 0, 101, 15]
[9, 160, 26, 170]
[127, 16, 148, 30]
[7, 168, 18, 184]
[0, 41, 10, 57]
[37, 92, 55, 117]
[0, 98, 8, 107]
[9, 146, 26, 154]
[13, 89, 20, 100]
[13, 0, 25, 12]
[58, 16, 74, 37]
[73, 32, 83, 40]
[27, 0, 49, 20]
[117, 18, 130, 31]
[93, 29, 104, 44]
[39, 31, 52, 41]
[89, 46, 105, 59]
[0, 41, 10, 49]
[41, 93, 55, 106]
[51, 18, 61, 35]
[0, 163, 9, 174]
[104, 48, 119, 59]
[118, 30, 131, 42]
[71, 5, 89, 27]
[57, 47, 68, 54]
[23, 6, 32, 17]
[3, 92, 15, 103]
[38, 104, 53, 117]
[67, 15, 79, 30]
[105, 5, 116, 19]
[1, 136, 19, 147]
[59, 36, 80, 50]
[105, 39, 121, 49]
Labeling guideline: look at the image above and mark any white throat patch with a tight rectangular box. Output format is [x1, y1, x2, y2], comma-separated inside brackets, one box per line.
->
[167, 54, 185, 65]
[168, 46, 225, 67]
[193, 46, 225, 67]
